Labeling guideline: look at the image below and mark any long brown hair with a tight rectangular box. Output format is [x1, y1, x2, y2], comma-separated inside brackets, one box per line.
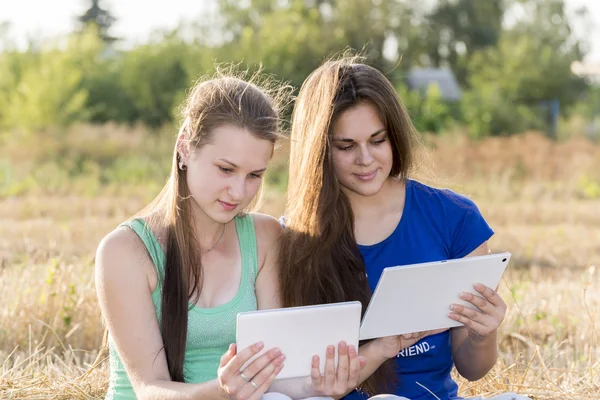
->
[280, 56, 422, 395]
[94, 71, 290, 382]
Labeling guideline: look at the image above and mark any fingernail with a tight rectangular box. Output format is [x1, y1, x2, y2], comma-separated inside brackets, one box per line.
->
[348, 345, 356, 353]
[256, 341, 264, 349]
[273, 348, 281, 355]
[328, 345, 335, 355]
[450, 304, 458, 310]
[474, 283, 483, 290]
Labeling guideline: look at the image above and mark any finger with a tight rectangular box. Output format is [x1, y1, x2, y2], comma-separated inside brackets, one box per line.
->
[219, 343, 236, 368]
[239, 353, 285, 399]
[218, 344, 239, 384]
[448, 311, 488, 332]
[358, 355, 367, 368]
[412, 331, 428, 340]
[310, 355, 322, 390]
[400, 332, 424, 348]
[239, 347, 282, 382]
[459, 291, 490, 312]
[347, 345, 361, 388]
[450, 304, 483, 322]
[396, 335, 415, 351]
[224, 341, 264, 375]
[474, 283, 506, 308]
[335, 341, 349, 383]
[323, 345, 336, 390]
[247, 361, 286, 400]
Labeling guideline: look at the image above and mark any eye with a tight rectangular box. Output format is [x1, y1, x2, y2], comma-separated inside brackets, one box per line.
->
[248, 173, 263, 179]
[372, 138, 386, 145]
[337, 144, 355, 151]
[218, 166, 233, 173]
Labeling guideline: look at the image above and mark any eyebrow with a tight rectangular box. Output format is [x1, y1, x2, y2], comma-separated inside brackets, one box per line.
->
[332, 128, 386, 143]
[219, 158, 267, 173]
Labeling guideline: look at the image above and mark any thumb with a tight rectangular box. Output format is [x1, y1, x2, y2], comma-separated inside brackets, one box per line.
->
[219, 343, 236, 367]
[358, 356, 367, 369]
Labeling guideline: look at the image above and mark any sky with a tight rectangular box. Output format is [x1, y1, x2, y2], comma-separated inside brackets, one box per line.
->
[1, 0, 599, 62]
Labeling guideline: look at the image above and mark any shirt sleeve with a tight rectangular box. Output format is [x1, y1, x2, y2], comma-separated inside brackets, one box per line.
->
[443, 190, 494, 259]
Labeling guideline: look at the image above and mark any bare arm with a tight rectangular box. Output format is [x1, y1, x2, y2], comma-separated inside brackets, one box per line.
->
[253, 213, 284, 311]
[451, 241, 503, 381]
[95, 228, 228, 400]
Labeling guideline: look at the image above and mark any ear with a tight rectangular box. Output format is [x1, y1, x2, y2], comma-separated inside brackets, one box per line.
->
[176, 132, 190, 164]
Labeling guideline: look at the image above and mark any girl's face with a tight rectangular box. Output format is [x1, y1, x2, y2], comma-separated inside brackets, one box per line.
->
[330, 102, 393, 198]
[181, 124, 273, 224]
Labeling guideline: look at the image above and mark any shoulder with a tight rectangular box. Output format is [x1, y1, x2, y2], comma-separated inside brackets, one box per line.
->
[96, 225, 143, 262]
[249, 213, 283, 270]
[409, 179, 480, 212]
[250, 212, 284, 241]
[409, 180, 493, 257]
[95, 223, 154, 284]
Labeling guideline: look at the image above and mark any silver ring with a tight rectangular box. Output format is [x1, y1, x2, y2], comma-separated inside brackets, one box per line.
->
[250, 380, 260, 389]
[240, 372, 250, 382]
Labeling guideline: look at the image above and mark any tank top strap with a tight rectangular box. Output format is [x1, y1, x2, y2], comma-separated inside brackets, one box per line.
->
[119, 216, 256, 286]
[120, 219, 166, 287]
[234, 214, 259, 281]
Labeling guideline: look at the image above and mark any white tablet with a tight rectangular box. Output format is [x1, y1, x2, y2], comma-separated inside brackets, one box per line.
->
[236, 301, 361, 380]
[359, 252, 511, 340]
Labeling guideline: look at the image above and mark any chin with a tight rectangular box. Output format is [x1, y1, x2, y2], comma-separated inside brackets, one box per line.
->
[356, 188, 384, 197]
[203, 208, 237, 224]
[346, 180, 386, 197]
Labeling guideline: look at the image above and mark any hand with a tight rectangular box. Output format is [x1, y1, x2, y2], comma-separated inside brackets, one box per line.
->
[310, 341, 367, 397]
[448, 283, 507, 343]
[375, 329, 448, 359]
[218, 342, 286, 400]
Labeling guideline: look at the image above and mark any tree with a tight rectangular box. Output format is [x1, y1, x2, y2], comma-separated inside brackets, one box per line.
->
[118, 34, 195, 127]
[423, 0, 506, 86]
[461, 0, 588, 137]
[77, 0, 117, 44]
[0, 42, 89, 131]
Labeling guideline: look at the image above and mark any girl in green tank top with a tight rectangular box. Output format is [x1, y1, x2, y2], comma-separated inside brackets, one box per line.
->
[95, 74, 290, 399]
[95, 74, 364, 400]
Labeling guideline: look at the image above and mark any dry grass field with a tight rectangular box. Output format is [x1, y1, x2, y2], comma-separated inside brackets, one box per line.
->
[1, 127, 599, 399]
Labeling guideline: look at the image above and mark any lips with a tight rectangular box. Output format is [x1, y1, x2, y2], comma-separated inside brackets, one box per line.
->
[218, 200, 238, 211]
[354, 170, 378, 181]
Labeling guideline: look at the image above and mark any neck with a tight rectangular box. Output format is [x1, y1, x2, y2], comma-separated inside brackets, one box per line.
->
[345, 177, 406, 220]
[188, 202, 230, 252]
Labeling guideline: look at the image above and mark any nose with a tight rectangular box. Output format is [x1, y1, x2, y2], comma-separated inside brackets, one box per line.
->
[356, 144, 374, 166]
[228, 175, 246, 201]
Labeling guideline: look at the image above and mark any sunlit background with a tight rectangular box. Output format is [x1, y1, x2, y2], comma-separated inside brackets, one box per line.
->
[1, 1, 599, 398]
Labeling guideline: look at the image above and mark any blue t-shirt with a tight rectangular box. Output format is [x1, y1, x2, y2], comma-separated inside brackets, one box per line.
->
[343, 179, 494, 400]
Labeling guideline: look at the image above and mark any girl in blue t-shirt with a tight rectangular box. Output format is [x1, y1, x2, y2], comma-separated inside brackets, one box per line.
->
[278, 57, 530, 400]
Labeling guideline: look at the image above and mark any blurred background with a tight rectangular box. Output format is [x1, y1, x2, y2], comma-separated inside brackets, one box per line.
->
[1, 1, 599, 398]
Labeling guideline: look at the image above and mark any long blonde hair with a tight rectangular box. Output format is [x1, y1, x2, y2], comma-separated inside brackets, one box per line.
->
[96, 71, 289, 382]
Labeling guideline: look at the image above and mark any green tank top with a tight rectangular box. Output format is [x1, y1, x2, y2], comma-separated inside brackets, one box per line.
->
[105, 214, 259, 399]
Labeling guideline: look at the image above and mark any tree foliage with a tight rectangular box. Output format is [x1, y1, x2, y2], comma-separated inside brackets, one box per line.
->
[0, 0, 593, 137]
